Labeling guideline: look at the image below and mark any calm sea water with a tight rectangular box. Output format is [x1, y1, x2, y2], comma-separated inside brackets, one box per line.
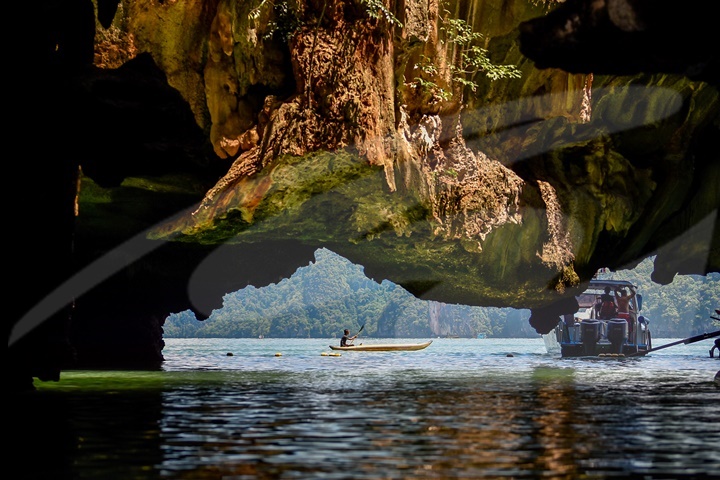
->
[11, 337, 720, 479]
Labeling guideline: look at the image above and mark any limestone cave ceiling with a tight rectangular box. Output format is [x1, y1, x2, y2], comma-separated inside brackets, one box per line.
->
[11, 0, 719, 357]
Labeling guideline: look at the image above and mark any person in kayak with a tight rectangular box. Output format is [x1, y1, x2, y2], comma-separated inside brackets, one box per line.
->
[341, 329, 357, 347]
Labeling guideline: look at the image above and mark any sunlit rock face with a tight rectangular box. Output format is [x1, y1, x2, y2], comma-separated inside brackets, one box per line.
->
[9, 0, 719, 386]
[112, 2, 717, 316]
[117, 0, 574, 316]
[89, 0, 717, 326]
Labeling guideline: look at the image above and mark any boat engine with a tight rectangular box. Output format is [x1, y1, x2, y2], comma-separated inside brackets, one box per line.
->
[581, 319, 602, 356]
[606, 318, 628, 354]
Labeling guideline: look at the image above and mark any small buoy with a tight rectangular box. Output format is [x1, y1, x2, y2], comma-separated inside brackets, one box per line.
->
[506, 353, 514, 357]
[275, 352, 282, 357]
[226, 352, 234, 356]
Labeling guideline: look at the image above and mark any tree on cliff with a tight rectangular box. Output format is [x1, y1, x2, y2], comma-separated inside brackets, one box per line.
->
[164, 251, 719, 338]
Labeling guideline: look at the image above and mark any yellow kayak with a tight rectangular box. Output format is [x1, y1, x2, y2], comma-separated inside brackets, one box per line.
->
[328, 341, 432, 352]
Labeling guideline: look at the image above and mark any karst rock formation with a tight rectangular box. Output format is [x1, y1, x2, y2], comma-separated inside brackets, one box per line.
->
[9, 0, 718, 389]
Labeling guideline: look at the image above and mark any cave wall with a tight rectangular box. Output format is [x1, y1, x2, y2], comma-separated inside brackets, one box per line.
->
[118, 0, 715, 304]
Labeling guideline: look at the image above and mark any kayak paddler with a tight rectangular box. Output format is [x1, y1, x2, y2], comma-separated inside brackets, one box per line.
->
[340, 329, 357, 347]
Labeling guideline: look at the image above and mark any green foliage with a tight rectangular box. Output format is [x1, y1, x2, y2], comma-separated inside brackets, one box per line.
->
[164, 254, 719, 339]
[248, 0, 302, 43]
[440, 17, 479, 47]
[455, 46, 523, 82]
[359, 0, 403, 27]
[439, 13, 521, 91]
[249, 0, 402, 44]
[412, 55, 453, 101]
[411, 11, 521, 102]
[267, 2, 302, 42]
[164, 248, 530, 338]
[609, 257, 720, 336]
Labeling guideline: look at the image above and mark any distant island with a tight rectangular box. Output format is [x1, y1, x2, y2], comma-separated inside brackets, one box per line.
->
[164, 249, 719, 339]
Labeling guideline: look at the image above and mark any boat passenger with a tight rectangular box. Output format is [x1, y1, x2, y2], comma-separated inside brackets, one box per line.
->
[615, 285, 636, 339]
[614, 285, 636, 316]
[597, 287, 617, 320]
[340, 329, 357, 347]
[593, 295, 602, 318]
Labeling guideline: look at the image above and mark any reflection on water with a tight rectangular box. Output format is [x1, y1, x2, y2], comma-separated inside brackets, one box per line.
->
[11, 338, 720, 479]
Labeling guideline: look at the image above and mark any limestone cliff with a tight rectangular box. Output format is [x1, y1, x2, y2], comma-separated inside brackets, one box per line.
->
[102, 0, 717, 313]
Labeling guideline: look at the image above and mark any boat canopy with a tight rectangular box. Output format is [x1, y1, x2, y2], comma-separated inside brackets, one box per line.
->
[578, 280, 641, 311]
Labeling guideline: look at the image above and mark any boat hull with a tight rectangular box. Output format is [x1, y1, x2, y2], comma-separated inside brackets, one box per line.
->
[559, 341, 650, 357]
[542, 278, 652, 357]
[545, 316, 652, 357]
[329, 341, 432, 352]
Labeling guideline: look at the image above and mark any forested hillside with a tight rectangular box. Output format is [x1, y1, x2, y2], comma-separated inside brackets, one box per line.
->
[164, 250, 719, 338]
[612, 262, 719, 337]
[164, 249, 534, 338]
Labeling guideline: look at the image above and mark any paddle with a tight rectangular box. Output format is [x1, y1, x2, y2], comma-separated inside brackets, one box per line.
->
[628, 329, 720, 357]
[347, 324, 365, 346]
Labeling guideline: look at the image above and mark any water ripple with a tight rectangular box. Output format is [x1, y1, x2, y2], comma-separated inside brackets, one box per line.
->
[21, 337, 719, 479]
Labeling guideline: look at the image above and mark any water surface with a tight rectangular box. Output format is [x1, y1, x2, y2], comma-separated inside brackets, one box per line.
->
[12, 338, 720, 479]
